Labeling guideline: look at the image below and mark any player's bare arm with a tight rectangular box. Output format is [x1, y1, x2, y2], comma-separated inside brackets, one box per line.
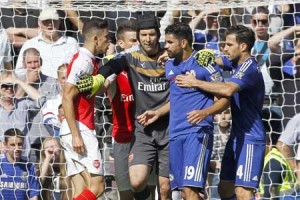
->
[62, 82, 85, 154]
[176, 72, 239, 97]
[137, 102, 170, 126]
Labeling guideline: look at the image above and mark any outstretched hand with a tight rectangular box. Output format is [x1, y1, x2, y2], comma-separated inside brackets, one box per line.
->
[137, 110, 159, 126]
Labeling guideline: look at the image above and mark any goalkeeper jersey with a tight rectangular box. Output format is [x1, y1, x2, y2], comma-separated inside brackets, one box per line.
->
[165, 51, 223, 139]
[0, 155, 40, 200]
[99, 45, 170, 139]
[227, 57, 266, 142]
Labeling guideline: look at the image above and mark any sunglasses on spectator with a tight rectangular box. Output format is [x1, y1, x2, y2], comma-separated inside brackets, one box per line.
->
[252, 19, 268, 26]
[1, 84, 14, 89]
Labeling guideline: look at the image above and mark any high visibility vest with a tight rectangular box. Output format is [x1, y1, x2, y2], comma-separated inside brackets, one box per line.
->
[260, 148, 297, 196]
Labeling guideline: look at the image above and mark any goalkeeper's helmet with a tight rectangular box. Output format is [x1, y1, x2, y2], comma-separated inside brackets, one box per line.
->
[136, 14, 161, 41]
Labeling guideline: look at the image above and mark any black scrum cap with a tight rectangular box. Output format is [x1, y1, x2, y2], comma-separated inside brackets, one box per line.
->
[136, 15, 160, 31]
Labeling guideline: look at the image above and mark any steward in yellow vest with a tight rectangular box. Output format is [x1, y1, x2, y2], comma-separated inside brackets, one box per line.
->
[259, 147, 298, 199]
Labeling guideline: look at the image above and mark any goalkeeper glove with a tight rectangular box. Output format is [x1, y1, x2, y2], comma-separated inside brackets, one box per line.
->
[76, 74, 105, 98]
[194, 49, 216, 67]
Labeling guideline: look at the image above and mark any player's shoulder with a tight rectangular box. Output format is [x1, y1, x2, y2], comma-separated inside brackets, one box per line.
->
[239, 57, 257, 71]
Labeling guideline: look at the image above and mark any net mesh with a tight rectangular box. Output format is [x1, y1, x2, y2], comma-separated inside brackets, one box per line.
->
[0, 0, 300, 199]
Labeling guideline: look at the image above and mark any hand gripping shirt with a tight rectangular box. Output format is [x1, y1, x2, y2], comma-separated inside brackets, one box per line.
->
[165, 51, 223, 139]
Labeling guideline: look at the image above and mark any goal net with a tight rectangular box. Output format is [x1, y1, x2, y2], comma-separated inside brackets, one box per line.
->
[0, 0, 299, 199]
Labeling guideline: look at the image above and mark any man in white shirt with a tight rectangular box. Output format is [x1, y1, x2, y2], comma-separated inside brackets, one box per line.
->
[15, 8, 79, 79]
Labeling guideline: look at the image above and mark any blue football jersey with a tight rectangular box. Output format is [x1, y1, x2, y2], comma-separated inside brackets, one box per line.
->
[166, 51, 223, 139]
[0, 155, 40, 200]
[228, 57, 266, 142]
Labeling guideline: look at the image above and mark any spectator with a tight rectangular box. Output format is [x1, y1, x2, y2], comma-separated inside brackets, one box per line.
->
[39, 137, 72, 200]
[260, 132, 299, 199]
[15, 8, 79, 79]
[0, 25, 13, 72]
[16, 47, 60, 162]
[42, 63, 67, 137]
[0, 73, 46, 158]
[0, 128, 40, 200]
[0, 5, 40, 63]
[271, 3, 300, 28]
[188, 8, 230, 52]
[276, 113, 300, 183]
[250, 6, 274, 95]
[268, 25, 300, 127]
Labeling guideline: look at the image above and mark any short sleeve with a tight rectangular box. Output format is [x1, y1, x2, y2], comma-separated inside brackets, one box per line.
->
[227, 59, 258, 91]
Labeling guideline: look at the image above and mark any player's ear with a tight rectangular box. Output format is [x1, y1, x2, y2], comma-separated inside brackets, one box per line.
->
[181, 39, 188, 49]
[240, 42, 248, 52]
[93, 35, 99, 45]
[117, 39, 124, 49]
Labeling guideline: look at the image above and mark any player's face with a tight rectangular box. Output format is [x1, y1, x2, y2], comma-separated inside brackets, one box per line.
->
[118, 31, 139, 50]
[96, 28, 111, 55]
[165, 34, 183, 59]
[224, 34, 242, 63]
[4, 136, 23, 161]
[251, 13, 269, 38]
[139, 29, 159, 55]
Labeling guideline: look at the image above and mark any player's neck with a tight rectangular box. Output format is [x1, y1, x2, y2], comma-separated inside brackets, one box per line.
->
[182, 48, 193, 62]
[83, 44, 96, 57]
[238, 53, 251, 65]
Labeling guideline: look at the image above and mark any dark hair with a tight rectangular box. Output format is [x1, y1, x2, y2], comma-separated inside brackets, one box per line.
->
[136, 14, 161, 40]
[225, 25, 255, 52]
[4, 128, 24, 142]
[116, 19, 137, 40]
[251, 6, 269, 16]
[165, 22, 193, 47]
[82, 18, 108, 40]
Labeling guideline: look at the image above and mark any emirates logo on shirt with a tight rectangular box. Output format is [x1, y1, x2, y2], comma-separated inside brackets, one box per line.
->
[93, 160, 100, 169]
[128, 153, 134, 163]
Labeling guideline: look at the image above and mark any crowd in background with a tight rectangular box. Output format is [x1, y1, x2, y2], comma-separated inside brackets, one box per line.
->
[1, 1, 300, 199]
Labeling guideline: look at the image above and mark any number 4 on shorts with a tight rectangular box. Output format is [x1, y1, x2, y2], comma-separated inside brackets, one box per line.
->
[237, 165, 243, 179]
